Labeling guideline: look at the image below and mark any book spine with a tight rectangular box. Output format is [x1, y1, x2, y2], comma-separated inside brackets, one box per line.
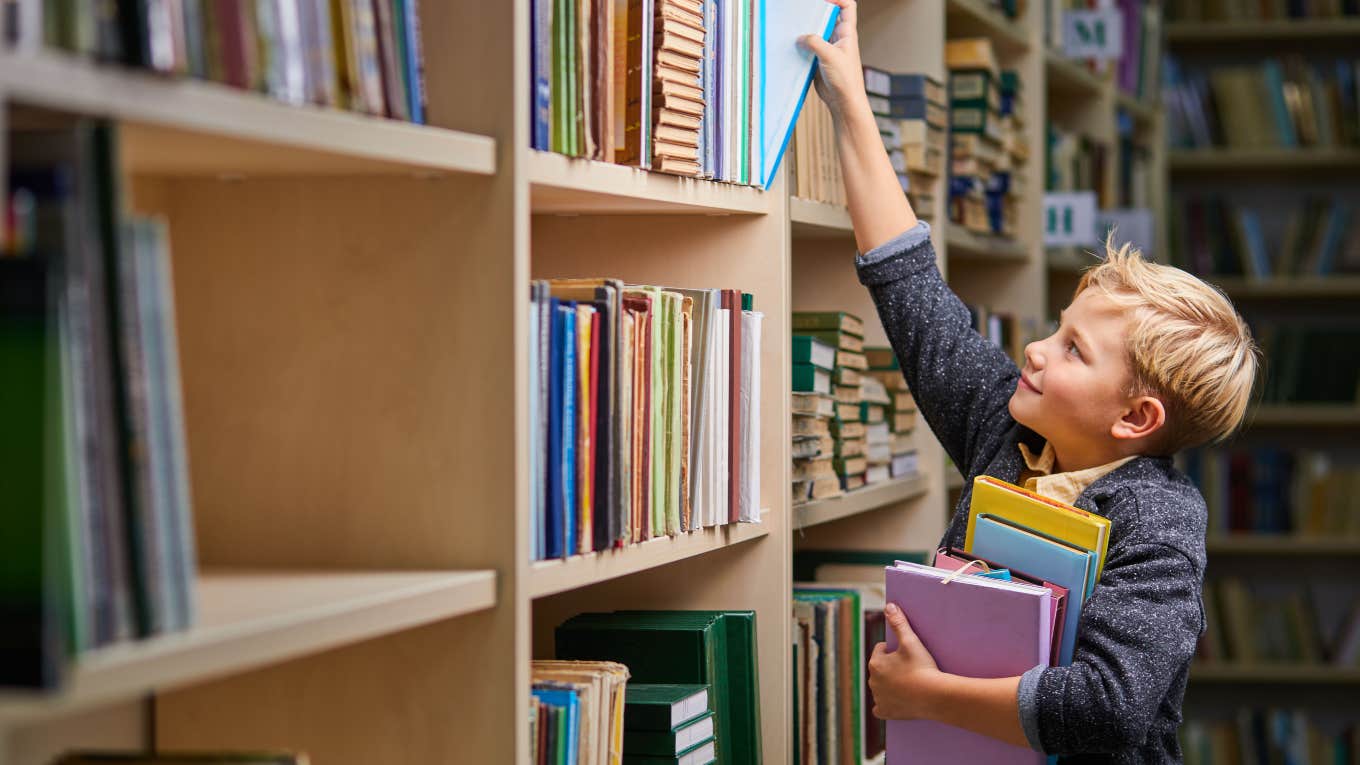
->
[403, 0, 427, 123]
[546, 301, 564, 559]
[562, 305, 577, 557]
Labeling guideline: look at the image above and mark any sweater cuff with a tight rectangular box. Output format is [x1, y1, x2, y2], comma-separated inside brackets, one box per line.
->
[1017, 663, 1047, 753]
[855, 221, 934, 286]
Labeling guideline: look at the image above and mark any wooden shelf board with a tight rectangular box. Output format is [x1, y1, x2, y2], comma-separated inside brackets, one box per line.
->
[0, 569, 496, 727]
[945, 226, 1030, 263]
[1207, 536, 1360, 556]
[1115, 91, 1158, 127]
[1190, 664, 1360, 684]
[1045, 50, 1108, 100]
[1211, 277, 1360, 300]
[530, 516, 770, 599]
[529, 150, 768, 215]
[1170, 148, 1360, 172]
[793, 474, 930, 529]
[790, 197, 854, 239]
[1, 51, 496, 177]
[944, 0, 1030, 53]
[1246, 405, 1360, 428]
[1167, 19, 1360, 44]
[1045, 245, 1097, 273]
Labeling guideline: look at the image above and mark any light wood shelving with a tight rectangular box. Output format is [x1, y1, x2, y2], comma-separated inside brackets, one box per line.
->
[1170, 148, 1360, 173]
[1190, 664, 1360, 684]
[529, 519, 771, 599]
[944, 0, 1030, 53]
[1211, 276, 1360, 300]
[793, 475, 930, 530]
[1045, 245, 1098, 274]
[790, 196, 854, 238]
[1167, 19, 1360, 43]
[946, 227, 1031, 262]
[1206, 536, 1360, 556]
[1044, 49, 1107, 99]
[1246, 405, 1360, 428]
[529, 149, 770, 215]
[0, 570, 496, 729]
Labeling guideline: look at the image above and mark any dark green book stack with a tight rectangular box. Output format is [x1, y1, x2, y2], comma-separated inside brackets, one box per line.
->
[622, 684, 715, 762]
[555, 610, 761, 765]
[793, 312, 867, 492]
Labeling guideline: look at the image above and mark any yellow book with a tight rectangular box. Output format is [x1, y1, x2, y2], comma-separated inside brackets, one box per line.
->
[576, 304, 595, 554]
[964, 475, 1112, 579]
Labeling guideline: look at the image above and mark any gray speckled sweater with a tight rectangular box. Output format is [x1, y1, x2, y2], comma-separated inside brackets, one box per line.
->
[858, 224, 1207, 764]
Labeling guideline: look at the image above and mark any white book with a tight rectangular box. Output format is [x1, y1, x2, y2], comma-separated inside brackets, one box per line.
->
[739, 310, 762, 522]
[714, 308, 730, 526]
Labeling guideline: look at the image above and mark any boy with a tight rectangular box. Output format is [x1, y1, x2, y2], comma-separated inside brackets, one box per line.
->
[801, 2, 1258, 762]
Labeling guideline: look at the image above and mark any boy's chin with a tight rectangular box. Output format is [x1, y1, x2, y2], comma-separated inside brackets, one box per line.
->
[1007, 392, 1041, 433]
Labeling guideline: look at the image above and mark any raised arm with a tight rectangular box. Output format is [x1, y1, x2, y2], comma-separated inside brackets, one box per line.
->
[802, 2, 1020, 474]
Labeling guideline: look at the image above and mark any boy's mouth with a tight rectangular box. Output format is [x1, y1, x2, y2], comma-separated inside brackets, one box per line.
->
[1018, 373, 1041, 394]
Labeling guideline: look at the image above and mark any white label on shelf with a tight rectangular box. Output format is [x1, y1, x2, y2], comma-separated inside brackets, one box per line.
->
[1063, 10, 1123, 60]
[1096, 208, 1155, 259]
[1043, 192, 1098, 247]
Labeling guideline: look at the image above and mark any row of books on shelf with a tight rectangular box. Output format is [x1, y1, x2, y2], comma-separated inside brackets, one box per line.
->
[533, 610, 761, 764]
[944, 40, 1029, 240]
[4, 120, 197, 691]
[528, 0, 835, 184]
[793, 473, 1113, 763]
[1167, 0, 1360, 20]
[1115, 114, 1156, 209]
[789, 312, 920, 503]
[1198, 578, 1360, 666]
[1164, 57, 1360, 151]
[1047, 125, 1110, 206]
[1169, 196, 1360, 280]
[1181, 447, 1360, 537]
[1182, 710, 1360, 765]
[1043, 0, 1164, 103]
[528, 281, 761, 562]
[1254, 322, 1360, 405]
[13, 0, 428, 123]
[48, 755, 306, 764]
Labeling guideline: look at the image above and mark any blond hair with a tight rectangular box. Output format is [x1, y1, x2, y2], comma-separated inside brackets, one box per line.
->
[1075, 235, 1259, 453]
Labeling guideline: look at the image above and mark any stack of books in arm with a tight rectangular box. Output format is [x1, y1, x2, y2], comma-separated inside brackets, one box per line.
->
[882, 476, 1112, 761]
[530, 660, 630, 765]
[623, 684, 717, 765]
[529, 282, 761, 562]
[554, 610, 761, 765]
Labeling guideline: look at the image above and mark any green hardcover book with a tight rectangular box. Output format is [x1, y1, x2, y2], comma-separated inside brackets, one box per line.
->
[556, 612, 734, 764]
[624, 684, 711, 731]
[948, 69, 993, 102]
[800, 329, 863, 353]
[860, 402, 886, 424]
[829, 419, 864, 439]
[792, 311, 864, 338]
[716, 610, 762, 764]
[624, 711, 715, 756]
[555, 698, 567, 765]
[833, 456, 868, 477]
[792, 364, 831, 395]
[791, 336, 835, 371]
[792, 549, 930, 582]
[623, 737, 718, 765]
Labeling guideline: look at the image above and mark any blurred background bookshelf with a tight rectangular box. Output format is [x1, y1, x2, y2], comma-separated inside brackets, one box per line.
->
[1164, 3, 1360, 755]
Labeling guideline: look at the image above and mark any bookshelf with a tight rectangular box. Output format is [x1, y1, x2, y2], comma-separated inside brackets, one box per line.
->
[792, 475, 931, 530]
[1166, 18, 1360, 731]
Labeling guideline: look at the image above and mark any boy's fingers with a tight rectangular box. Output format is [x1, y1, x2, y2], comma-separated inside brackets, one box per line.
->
[884, 602, 923, 653]
[837, 0, 858, 31]
[798, 33, 836, 61]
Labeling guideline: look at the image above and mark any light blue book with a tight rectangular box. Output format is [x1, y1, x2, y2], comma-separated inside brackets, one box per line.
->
[759, 0, 840, 188]
[533, 686, 581, 765]
[972, 513, 1096, 666]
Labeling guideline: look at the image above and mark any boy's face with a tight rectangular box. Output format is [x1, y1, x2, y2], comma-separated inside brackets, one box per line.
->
[1008, 290, 1137, 458]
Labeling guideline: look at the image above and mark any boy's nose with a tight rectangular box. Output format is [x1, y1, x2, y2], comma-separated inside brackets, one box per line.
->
[1024, 341, 1044, 371]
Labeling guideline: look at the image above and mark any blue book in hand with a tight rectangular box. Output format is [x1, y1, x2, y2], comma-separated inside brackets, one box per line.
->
[759, 0, 841, 188]
[971, 513, 1096, 666]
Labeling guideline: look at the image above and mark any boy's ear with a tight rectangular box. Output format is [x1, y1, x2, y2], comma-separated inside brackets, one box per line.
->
[1111, 395, 1167, 442]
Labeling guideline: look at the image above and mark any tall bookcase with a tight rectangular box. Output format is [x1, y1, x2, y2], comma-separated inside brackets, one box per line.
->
[1160, 16, 1360, 739]
[0, 1, 1164, 763]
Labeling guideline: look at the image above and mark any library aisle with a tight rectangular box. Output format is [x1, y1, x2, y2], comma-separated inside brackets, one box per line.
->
[2, 1, 1357, 764]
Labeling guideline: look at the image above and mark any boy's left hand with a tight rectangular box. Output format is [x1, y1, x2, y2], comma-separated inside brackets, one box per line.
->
[868, 602, 942, 720]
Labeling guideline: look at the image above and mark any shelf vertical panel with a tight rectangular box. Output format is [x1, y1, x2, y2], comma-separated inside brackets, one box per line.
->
[146, 0, 529, 761]
[529, 171, 791, 763]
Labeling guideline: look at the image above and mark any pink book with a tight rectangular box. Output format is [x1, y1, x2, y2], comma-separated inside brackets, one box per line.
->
[932, 547, 1069, 668]
[885, 561, 1051, 764]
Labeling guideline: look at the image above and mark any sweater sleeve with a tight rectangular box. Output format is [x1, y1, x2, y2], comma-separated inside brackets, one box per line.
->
[855, 223, 1023, 476]
[1025, 540, 1203, 754]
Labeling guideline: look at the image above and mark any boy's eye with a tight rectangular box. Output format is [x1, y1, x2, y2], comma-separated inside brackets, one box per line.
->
[1067, 341, 1083, 359]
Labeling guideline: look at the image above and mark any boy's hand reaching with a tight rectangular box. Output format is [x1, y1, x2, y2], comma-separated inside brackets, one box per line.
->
[868, 603, 942, 720]
[799, 0, 869, 126]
